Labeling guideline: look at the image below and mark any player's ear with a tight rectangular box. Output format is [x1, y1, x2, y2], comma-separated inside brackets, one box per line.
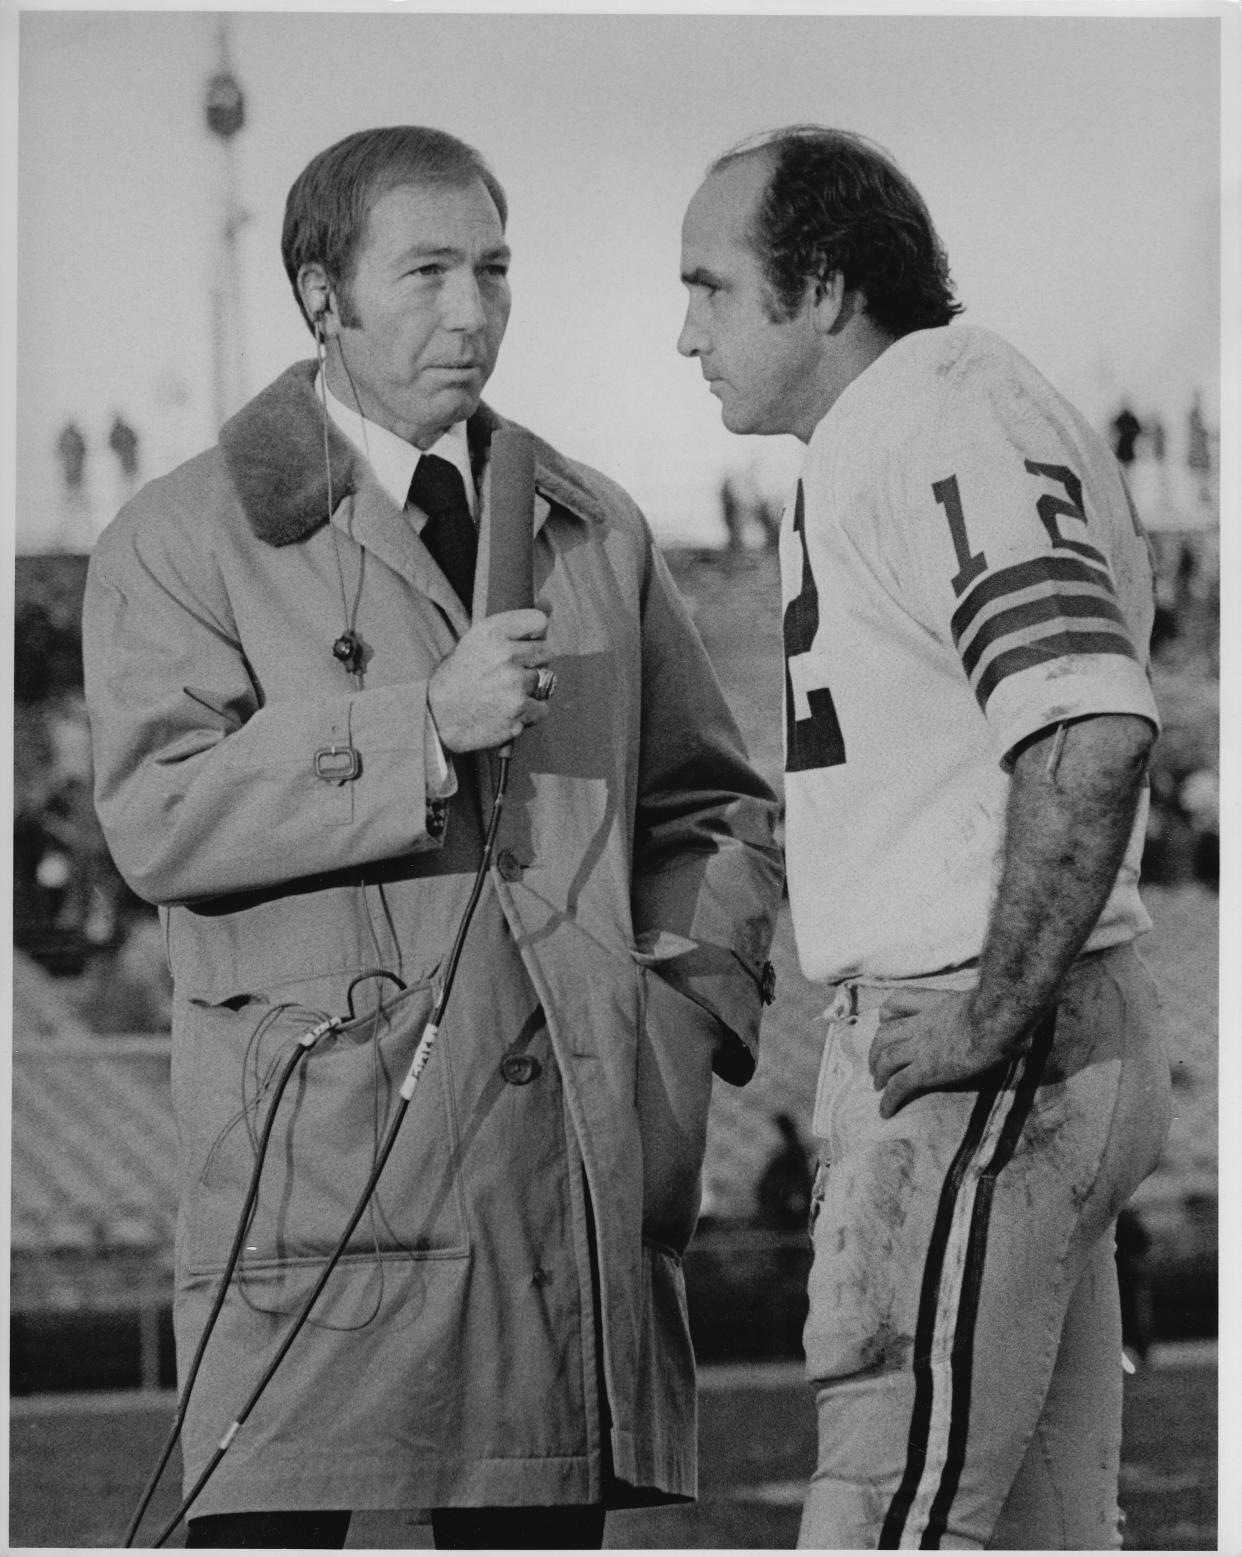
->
[811, 271, 856, 335]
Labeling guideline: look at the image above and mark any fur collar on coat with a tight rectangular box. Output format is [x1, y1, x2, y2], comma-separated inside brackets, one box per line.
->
[219, 360, 608, 547]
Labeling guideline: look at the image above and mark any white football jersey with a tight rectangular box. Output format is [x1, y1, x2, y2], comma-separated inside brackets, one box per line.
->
[780, 325, 1160, 984]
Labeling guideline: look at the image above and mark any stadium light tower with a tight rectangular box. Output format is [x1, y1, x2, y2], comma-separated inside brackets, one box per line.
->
[205, 20, 249, 430]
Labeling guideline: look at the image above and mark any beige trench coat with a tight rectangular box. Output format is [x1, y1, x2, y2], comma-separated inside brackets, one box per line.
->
[83, 364, 782, 1517]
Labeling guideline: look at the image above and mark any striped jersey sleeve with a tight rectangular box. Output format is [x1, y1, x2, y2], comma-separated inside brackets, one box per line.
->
[902, 363, 1159, 765]
[951, 545, 1141, 713]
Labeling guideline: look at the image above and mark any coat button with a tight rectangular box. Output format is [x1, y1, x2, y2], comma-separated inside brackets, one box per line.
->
[496, 849, 523, 882]
[500, 1053, 541, 1086]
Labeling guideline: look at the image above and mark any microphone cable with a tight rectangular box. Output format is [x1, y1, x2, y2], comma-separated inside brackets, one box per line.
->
[143, 751, 514, 1548]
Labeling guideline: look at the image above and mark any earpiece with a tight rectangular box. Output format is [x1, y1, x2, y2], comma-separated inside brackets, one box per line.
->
[298, 261, 335, 329]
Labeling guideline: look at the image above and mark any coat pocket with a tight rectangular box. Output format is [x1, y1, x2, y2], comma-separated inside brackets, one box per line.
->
[179, 979, 469, 1276]
[636, 967, 718, 1254]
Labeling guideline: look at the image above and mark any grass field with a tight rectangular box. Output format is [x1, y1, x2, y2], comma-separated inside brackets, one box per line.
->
[7, 1345, 1217, 1549]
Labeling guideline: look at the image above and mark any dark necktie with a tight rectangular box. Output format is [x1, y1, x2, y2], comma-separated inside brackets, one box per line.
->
[410, 453, 477, 609]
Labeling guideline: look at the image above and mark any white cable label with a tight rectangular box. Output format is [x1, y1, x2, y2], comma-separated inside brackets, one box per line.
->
[400, 1025, 439, 1099]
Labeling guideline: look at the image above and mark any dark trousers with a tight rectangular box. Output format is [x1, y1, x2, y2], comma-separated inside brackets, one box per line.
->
[186, 1504, 607, 1548]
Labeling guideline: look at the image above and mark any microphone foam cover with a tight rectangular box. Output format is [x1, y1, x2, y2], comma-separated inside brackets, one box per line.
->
[483, 428, 535, 616]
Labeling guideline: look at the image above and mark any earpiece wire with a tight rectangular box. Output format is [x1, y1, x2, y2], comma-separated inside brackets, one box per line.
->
[315, 316, 361, 691]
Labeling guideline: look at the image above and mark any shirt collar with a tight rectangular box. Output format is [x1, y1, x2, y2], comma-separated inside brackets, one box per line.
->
[316, 369, 476, 527]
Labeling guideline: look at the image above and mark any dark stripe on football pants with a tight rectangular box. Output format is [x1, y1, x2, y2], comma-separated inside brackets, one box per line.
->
[878, 1015, 1056, 1548]
[878, 1071, 1011, 1547]
[920, 1012, 1057, 1548]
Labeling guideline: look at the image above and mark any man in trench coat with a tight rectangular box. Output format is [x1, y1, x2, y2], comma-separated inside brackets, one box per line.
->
[83, 126, 782, 1549]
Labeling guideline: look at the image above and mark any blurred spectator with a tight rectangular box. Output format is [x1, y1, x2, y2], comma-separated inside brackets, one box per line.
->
[108, 413, 141, 482]
[753, 496, 781, 550]
[755, 1111, 814, 1230]
[1180, 769, 1219, 890]
[718, 468, 783, 551]
[1145, 527, 1219, 675]
[1115, 1207, 1155, 1364]
[1143, 747, 1218, 891]
[55, 421, 87, 491]
[1140, 511, 1217, 891]
[1189, 395, 1213, 479]
[720, 475, 744, 550]
[1149, 415, 1166, 463]
[1111, 404, 1142, 467]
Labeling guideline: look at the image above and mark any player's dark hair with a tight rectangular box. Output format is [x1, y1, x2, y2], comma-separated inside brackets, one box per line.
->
[282, 126, 508, 332]
[712, 126, 963, 337]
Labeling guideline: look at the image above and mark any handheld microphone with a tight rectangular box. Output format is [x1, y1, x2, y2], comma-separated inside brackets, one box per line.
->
[480, 426, 535, 616]
[478, 427, 537, 758]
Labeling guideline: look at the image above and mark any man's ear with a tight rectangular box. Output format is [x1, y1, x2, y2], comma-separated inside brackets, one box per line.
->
[811, 271, 859, 335]
[297, 263, 341, 335]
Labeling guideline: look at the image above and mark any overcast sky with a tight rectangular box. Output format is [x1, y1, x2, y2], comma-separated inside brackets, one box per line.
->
[7, 5, 1227, 548]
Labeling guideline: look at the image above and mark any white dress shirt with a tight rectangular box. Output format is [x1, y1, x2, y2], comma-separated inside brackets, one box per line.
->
[316, 371, 477, 524]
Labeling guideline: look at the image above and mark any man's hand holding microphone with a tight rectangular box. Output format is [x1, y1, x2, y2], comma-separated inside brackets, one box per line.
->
[428, 610, 553, 752]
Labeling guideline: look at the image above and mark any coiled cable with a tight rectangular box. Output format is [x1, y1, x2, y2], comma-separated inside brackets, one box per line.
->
[137, 751, 512, 1547]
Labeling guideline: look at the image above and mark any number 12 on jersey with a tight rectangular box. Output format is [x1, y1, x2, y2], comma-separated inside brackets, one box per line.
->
[784, 482, 846, 772]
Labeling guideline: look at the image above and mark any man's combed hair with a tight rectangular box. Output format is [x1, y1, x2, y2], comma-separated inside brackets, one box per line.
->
[714, 126, 963, 337]
[281, 126, 508, 331]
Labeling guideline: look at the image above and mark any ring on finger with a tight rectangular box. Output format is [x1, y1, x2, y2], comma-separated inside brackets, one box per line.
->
[532, 667, 558, 703]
